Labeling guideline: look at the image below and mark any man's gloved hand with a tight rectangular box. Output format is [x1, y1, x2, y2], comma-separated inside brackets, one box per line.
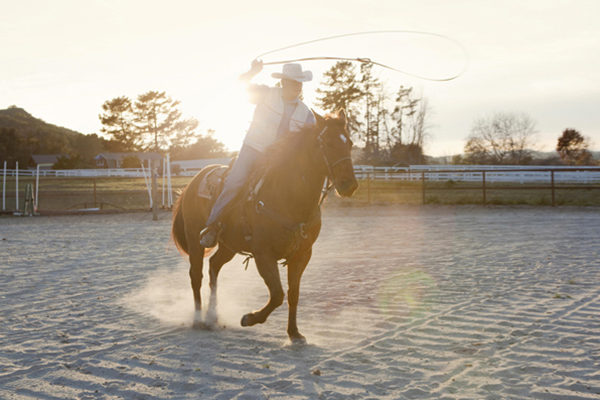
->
[240, 59, 263, 81]
[250, 59, 263, 74]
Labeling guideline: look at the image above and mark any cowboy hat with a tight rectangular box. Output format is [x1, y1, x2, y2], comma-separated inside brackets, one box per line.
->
[271, 63, 313, 82]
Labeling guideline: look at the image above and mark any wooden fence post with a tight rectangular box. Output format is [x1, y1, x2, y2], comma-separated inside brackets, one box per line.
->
[93, 178, 97, 208]
[367, 171, 371, 204]
[551, 170, 555, 207]
[151, 159, 158, 221]
[421, 172, 426, 204]
[482, 171, 487, 205]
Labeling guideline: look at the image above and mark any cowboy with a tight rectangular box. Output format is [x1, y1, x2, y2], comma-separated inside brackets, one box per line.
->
[199, 61, 316, 247]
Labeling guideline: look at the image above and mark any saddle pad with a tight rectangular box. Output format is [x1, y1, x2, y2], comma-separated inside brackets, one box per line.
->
[197, 165, 229, 199]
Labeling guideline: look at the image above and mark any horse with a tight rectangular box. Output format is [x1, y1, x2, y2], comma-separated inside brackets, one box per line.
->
[171, 110, 357, 343]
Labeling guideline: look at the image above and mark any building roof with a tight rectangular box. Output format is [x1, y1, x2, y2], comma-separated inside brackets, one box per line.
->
[94, 152, 163, 161]
[171, 158, 233, 169]
[31, 154, 63, 165]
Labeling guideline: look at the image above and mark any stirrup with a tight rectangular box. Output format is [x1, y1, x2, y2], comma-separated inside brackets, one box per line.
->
[199, 226, 219, 248]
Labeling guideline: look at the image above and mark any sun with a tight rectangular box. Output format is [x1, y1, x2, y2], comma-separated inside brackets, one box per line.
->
[183, 81, 256, 153]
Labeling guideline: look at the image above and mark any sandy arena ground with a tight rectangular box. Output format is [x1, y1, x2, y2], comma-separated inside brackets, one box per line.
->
[1, 206, 599, 399]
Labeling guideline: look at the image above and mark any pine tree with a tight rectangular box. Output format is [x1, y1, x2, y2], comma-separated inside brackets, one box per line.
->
[99, 96, 138, 151]
[135, 91, 177, 151]
[316, 61, 363, 136]
[100, 92, 201, 153]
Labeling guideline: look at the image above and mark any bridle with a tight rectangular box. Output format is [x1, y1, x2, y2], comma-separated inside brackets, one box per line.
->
[316, 125, 353, 206]
[247, 122, 354, 261]
[316, 125, 352, 181]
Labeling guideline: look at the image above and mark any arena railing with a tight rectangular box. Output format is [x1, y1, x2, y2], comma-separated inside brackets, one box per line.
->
[355, 166, 600, 206]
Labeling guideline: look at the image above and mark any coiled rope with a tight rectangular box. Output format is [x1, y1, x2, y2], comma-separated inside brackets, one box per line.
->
[255, 30, 469, 82]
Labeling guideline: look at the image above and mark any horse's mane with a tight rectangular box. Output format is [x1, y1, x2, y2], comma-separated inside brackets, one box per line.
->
[266, 125, 318, 170]
[266, 112, 343, 170]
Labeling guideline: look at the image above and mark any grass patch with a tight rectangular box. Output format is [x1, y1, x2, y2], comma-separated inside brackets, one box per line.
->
[2, 175, 599, 212]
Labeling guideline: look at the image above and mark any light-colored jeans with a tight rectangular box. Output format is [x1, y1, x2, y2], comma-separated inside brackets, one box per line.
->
[205, 144, 262, 227]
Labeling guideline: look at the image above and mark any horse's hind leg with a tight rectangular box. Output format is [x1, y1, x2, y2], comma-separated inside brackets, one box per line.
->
[189, 248, 204, 313]
[205, 246, 235, 326]
[241, 253, 284, 327]
[286, 248, 312, 343]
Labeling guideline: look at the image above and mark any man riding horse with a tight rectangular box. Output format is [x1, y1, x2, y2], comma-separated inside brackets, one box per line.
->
[199, 61, 316, 248]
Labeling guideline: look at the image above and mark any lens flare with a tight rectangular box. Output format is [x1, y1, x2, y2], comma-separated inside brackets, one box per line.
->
[376, 268, 438, 319]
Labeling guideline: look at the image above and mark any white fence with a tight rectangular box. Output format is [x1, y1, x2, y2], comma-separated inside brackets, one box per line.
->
[3, 165, 600, 183]
[353, 165, 600, 184]
[2, 168, 149, 178]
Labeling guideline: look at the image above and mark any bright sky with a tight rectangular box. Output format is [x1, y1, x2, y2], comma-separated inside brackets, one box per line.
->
[2, 0, 599, 157]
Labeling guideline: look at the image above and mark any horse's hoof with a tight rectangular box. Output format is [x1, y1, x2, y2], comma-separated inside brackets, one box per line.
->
[241, 314, 251, 327]
[193, 320, 211, 330]
[289, 334, 307, 345]
[241, 313, 259, 327]
[205, 308, 218, 327]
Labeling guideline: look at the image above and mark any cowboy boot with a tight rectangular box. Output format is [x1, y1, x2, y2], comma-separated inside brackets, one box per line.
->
[199, 222, 222, 248]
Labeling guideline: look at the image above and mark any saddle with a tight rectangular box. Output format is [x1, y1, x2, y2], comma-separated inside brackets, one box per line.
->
[196, 161, 267, 204]
[196, 165, 229, 200]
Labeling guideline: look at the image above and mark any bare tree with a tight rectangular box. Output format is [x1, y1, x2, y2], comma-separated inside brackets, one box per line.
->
[464, 112, 536, 164]
[316, 62, 431, 165]
[408, 98, 429, 149]
[391, 86, 419, 146]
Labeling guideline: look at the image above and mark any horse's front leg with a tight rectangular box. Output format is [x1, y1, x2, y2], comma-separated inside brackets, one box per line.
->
[241, 252, 284, 327]
[188, 247, 205, 328]
[205, 246, 235, 326]
[286, 248, 312, 343]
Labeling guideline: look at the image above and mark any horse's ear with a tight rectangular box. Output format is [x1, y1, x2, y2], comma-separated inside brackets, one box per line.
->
[338, 109, 347, 124]
[312, 109, 325, 127]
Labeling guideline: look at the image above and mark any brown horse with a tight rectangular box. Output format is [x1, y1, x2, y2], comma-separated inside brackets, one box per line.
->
[171, 110, 357, 342]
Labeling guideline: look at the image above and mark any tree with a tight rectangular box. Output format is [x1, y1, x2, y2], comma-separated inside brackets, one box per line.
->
[316, 61, 363, 136]
[316, 62, 430, 165]
[464, 113, 536, 164]
[406, 98, 429, 149]
[389, 143, 425, 165]
[121, 155, 141, 168]
[170, 130, 228, 160]
[391, 86, 417, 146]
[133, 91, 198, 152]
[99, 91, 200, 152]
[359, 62, 382, 156]
[0, 127, 26, 167]
[556, 128, 594, 165]
[53, 154, 84, 169]
[99, 96, 137, 150]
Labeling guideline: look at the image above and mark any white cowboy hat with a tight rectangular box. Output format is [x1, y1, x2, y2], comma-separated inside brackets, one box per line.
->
[271, 63, 313, 83]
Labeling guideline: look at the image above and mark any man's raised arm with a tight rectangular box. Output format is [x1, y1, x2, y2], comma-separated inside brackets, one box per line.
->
[240, 59, 268, 104]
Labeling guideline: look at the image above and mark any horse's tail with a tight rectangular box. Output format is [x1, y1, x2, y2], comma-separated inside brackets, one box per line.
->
[172, 187, 188, 256]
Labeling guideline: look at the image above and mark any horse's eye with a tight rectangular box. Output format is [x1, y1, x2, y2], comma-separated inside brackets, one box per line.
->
[339, 134, 348, 144]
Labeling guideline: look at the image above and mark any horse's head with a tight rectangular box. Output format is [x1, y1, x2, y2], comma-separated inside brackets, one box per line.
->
[314, 110, 358, 197]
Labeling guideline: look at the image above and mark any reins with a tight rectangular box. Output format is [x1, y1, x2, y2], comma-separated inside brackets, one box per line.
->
[316, 126, 351, 184]
[239, 123, 345, 265]
[319, 178, 334, 207]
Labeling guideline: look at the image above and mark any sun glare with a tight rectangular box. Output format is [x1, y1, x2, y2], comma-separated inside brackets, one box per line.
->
[184, 81, 255, 153]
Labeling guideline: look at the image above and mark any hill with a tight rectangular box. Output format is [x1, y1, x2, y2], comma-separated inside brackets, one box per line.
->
[0, 106, 112, 168]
